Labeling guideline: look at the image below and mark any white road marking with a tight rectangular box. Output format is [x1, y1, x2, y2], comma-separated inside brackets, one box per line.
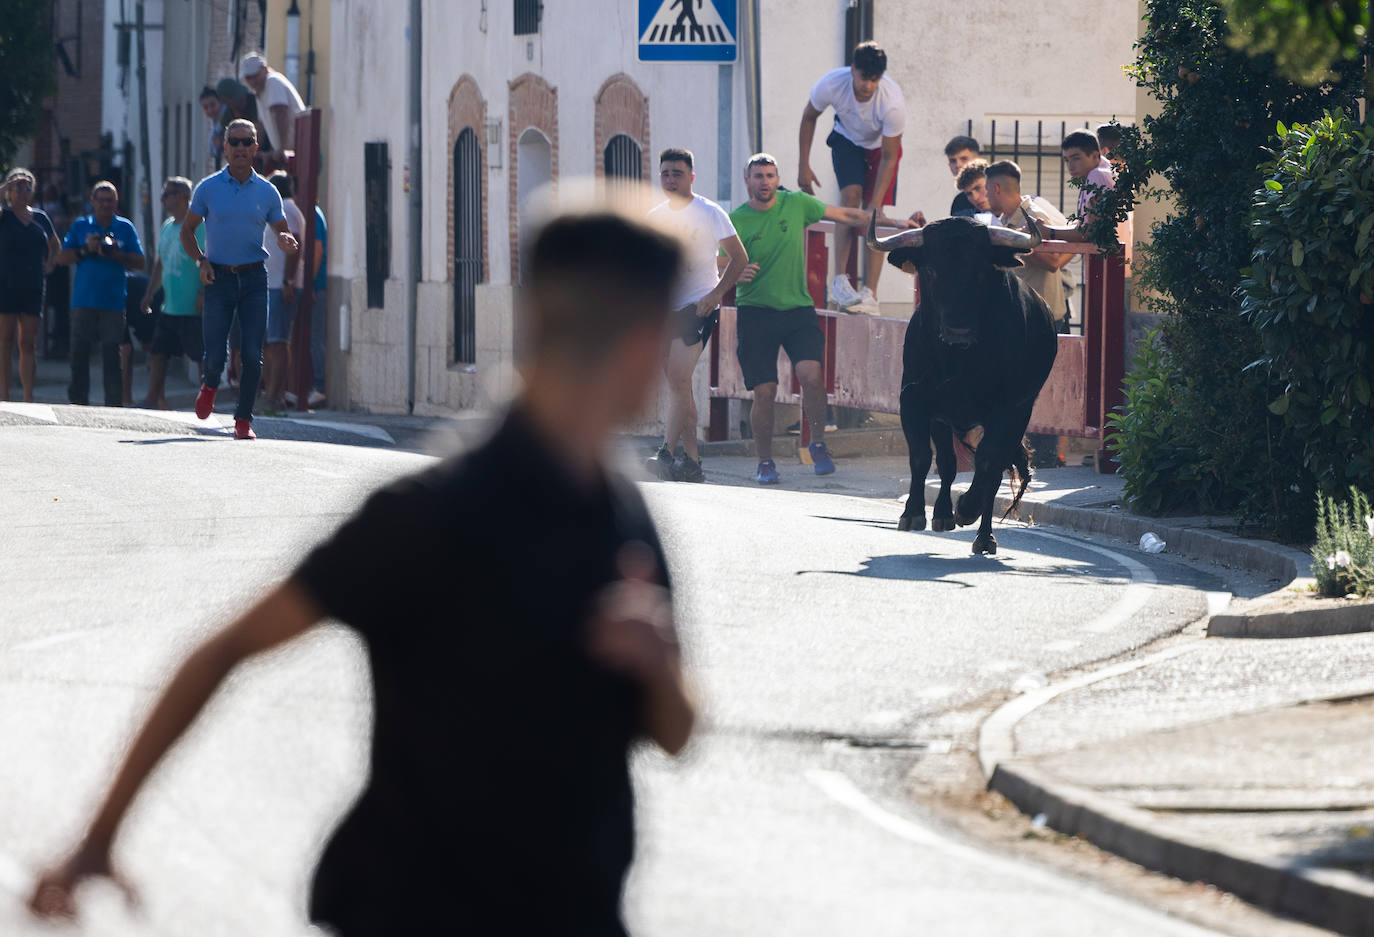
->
[0, 402, 57, 423]
[1021, 528, 1157, 634]
[807, 770, 1223, 935]
[1204, 591, 1232, 615]
[282, 419, 394, 444]
[10, 627, 110, 652]
[297, 467, 346, 479]
[1041, 639, 1079, 653]
[150, 409, 231, 432]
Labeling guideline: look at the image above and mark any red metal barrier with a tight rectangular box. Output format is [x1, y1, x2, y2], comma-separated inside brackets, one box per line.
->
[707, 224, 1127, 473]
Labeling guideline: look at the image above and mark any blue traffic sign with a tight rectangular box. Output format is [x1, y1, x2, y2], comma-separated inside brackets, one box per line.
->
[638, 0, 737, 62]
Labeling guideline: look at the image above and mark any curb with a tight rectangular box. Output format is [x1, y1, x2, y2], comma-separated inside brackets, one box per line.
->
[988, 761, 1374, 937]
[1208, 597, 1374, 638]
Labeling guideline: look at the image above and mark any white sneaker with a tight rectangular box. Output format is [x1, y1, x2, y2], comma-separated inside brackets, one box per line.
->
[307, 389, 327, 408]
[830, 274, 861, 308]
[845, 287, 880, 315]
[283, 391, 298, 406]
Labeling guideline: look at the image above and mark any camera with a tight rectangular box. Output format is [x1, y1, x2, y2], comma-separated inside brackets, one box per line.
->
[99, 235, 117, 256]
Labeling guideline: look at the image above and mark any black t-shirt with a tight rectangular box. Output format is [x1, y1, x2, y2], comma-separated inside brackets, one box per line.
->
[0, 207, 55, 293]
[949, 191, 977, 218]
[293, 407, 670, 936]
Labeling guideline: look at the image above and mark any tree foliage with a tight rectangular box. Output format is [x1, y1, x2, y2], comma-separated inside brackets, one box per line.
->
[1241, 111, 1374, 493]
[0, 0, 56, 171]
[1101, 0, 1368, 538]
[1222, 0, 1370, 85]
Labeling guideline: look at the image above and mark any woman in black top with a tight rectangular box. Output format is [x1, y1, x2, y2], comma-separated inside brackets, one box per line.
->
[0, 167, 59, 401]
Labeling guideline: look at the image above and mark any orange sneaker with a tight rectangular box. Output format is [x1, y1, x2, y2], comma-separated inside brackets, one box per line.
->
[234, 419, 256, 440]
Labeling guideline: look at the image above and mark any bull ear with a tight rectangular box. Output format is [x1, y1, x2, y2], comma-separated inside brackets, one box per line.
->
[989, 246, 1025, 269]
[885, 247, 924, 272]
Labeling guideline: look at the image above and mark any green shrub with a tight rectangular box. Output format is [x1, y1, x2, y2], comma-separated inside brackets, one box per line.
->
[1240, 111, 1374, 497]
[1099, 0, 1367, 540]
[1312, 487, 1374, 596]
[1108, 329, 1215, 514]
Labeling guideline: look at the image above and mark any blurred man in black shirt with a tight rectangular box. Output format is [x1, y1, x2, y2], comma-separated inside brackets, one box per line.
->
[30, 212, 697, 937]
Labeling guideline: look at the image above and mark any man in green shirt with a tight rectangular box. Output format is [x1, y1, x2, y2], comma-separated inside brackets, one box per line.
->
[140, 177, 205, 409]
[729, 152, 907, 484]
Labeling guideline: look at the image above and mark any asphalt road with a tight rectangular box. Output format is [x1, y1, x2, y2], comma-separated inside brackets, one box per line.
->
[0, 419, 1245, 935]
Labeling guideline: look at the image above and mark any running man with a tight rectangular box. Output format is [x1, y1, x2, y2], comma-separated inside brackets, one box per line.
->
[730, 153, 911, 484]
[180, 118, 299, 439]
[797, 41, 906, 314]
[645, 146, 748, 483]
[29, 211, 696, 937]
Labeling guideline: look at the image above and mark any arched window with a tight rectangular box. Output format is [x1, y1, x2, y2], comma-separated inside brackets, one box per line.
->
[516, 128, 553, 284]
[603, 133, 643, 183]
[453, 127, 482, 364]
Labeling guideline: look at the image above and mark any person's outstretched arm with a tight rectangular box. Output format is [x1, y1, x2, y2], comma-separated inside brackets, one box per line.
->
[29, 581, 323, 920]
[798, 101, 824, 194]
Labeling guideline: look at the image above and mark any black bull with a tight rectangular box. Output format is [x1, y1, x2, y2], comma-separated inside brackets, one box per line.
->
[868, 214, 1058, 555]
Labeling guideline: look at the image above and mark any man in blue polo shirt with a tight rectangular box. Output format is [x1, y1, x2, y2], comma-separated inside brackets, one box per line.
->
[56, 181, 145, 407]
[181, 118, 298, 439]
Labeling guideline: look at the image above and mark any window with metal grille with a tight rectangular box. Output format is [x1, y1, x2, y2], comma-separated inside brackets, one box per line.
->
[603, 134, 642, 184]
[514, 0, 542, 34]
[453, 127, 481, 365]
[364, 142, 390, 309]
[962, 117, 1100, 218]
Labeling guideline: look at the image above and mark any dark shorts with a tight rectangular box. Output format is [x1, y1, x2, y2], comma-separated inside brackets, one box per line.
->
[0, 286, 43, 317]
[827, 130, 900, 206]
[736, 305, 825, 391]
[672, 303, 719, 348]
[151, 314, 204, 360]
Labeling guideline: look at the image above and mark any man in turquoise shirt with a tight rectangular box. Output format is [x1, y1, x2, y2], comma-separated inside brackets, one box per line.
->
[140, 177, 205, 409]
[728, 152, 907, 484]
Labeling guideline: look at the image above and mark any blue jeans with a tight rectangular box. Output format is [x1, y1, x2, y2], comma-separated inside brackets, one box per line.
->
[266, 287, 298, 344]
[203, 263, 267, 422]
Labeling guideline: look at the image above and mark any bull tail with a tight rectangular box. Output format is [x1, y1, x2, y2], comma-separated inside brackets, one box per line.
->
[1001, 439, 1034, 521]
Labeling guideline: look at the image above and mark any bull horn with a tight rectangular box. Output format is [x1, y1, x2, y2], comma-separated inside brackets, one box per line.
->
[987, 221, 1039, 251]
[866, 210, 924, 252]
[1018, 204, 1044, 246]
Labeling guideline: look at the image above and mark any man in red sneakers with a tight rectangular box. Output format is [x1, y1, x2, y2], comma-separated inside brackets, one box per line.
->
[180, 119, 299, 439]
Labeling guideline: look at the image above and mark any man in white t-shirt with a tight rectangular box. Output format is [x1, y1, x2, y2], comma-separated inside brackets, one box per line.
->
[241, 52, 307, 157]
[984, 160, 1071, 328]
[645, 147, 749, 483]
[798, 41, 905, 314]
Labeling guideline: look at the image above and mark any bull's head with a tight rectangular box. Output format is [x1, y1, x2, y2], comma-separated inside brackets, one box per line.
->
[867, 211, 1042, 347]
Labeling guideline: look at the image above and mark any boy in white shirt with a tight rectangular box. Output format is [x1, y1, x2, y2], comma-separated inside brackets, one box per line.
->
[645, 147, 749, 482]
[797, 42, 905, 314]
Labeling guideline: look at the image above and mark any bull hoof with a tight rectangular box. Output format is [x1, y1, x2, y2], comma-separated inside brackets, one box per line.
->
[955, 512, 978, 528]
[972, 534, 998, 555]
[898, 514, 926, 532]
[931, 515, 956, 532]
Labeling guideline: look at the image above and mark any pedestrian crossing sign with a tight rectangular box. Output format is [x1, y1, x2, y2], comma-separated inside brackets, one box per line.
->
[638, 0, 737, 62]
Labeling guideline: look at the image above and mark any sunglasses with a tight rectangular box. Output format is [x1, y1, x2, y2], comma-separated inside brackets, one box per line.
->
[226, 136, 256, 148]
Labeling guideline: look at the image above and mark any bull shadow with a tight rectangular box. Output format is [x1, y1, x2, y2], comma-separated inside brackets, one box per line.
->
[797, 550, 1107, 589]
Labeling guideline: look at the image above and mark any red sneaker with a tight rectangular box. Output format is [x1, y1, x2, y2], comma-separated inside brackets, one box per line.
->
[234, 419, 256, 440]
[195, 384, 217, 420]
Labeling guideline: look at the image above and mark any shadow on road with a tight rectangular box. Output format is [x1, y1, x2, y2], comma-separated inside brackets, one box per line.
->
[118, 436, 218, 445]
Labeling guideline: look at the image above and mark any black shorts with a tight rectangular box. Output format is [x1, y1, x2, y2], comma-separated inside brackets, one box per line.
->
[0, 286, 43, 317]
[151, 314, 204, 360]
[827, 130, 899, 205]
[736, 305, 825, 391]
[672, 303, 719, 348]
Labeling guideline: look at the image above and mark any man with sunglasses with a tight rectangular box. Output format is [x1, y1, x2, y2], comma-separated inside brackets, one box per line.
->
[180, 119, 299, 439]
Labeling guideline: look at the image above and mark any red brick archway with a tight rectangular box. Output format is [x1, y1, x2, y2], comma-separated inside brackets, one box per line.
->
[508, 73, 558, 283]
[594, 73, 650, 182]
[447, 75, 488, 286]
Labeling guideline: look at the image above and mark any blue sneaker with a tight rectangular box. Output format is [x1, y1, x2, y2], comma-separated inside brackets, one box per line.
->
[755, 459, 780, 485]
[809, 441, 836, 475]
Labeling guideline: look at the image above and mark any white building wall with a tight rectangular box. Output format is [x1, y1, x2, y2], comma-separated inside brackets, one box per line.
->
[332, 0, 1138, 417]
[759, 0, 1139, 311]
[103, 0, 167, 249]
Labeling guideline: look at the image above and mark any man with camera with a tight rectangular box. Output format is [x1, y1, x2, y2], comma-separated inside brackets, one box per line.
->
[57, 181, 145, 407]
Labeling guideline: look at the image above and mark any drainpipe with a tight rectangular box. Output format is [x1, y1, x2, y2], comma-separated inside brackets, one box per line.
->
[405, 0, 422, 413]
[740, 0, 763, 154]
